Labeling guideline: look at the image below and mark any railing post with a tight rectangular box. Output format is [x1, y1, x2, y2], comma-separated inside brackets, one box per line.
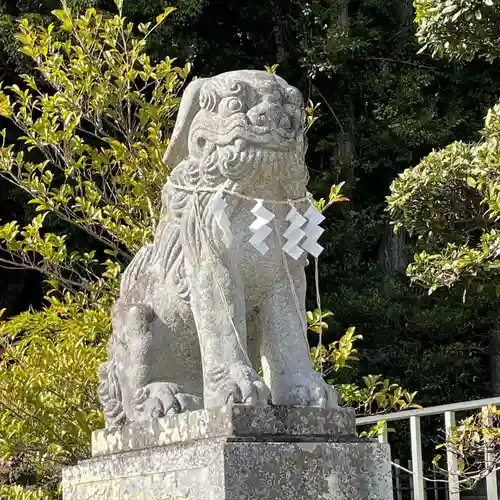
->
[410, 415, 425, 500]
[432, 468, 438, 500]
[394, 458, 403, 500]
[444, 411, 460, 500]
[483, 405, 498, 500]
[408, 459, 415, 500]
[355, 397, 500, 500]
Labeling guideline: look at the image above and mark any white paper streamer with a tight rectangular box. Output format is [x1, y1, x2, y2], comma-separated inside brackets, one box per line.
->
[249, 200, 275, 255]
[300, 204, 325, 257]
[282, 206, 306, 260]
[212, 192, 233, 248]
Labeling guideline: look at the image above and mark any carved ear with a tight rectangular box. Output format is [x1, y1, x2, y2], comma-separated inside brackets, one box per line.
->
[163, 78, 207, 168]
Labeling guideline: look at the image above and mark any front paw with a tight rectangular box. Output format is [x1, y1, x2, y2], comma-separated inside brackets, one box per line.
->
[275, 371, 339, 408]
[131, 382, 202, 421]
[205, 363, 270, 408]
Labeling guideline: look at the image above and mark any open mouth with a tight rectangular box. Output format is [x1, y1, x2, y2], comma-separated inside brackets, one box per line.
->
[192, 115, 301, 152]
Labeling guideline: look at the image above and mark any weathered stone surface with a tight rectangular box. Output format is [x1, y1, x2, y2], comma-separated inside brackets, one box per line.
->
[98, 70, 338, 427]
[92, 404, 357, 457]
[224, 441, 391, 499]
[64, 406, 392, 499]
[64, 440, 391, 499]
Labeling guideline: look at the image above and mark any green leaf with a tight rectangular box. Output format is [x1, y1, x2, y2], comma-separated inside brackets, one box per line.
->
[51, 9, 73, 31]
[156, 7, 176, 25]
[264, 64, 279, 73]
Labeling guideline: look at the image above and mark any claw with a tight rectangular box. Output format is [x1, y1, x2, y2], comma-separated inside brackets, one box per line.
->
[131, 382, 200, 421]
[205, 363, 270, 408]
[175, 393, 203, 412]
[278, 373, 339, 409]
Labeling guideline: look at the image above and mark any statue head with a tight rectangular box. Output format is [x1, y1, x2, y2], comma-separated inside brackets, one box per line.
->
[164, 70, 308, 189]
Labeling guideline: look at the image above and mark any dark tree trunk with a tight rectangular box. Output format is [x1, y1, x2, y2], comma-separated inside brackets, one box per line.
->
[398, 0, 414, 31]
[378, 224, 408, 276]
[269, 0, 289, 71]
[336, 97, 355, 189]
[333, 0, 356, 191]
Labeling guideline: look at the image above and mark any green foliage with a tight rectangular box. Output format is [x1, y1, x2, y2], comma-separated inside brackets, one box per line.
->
[388, 2, 500, 293]
[325, 272, 493, 405]
[0, 1, 106, 80]
[387, 1, 500, 483]
[264, 63, 279, 74]
[340, 373, 420, 417]
[308, 319, 420, 441]
[309, 322, 420, 417]
[414, 0, 500, 62]
[0, 484, 57, 499]
[0, 300, 109, 492]
[433, 404, 500, 490]
[388, 141, 480, 245]
[0, 3, 187, 494]
[305, 103, 418, 420]
[0, 3, 188, 297]
[312, 180, 350, 212]
[387, 132, 500, 291]
[305, 102, 419, 421]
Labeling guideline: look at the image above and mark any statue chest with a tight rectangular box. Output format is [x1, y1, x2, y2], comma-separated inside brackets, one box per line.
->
[230, 204, 306, 296]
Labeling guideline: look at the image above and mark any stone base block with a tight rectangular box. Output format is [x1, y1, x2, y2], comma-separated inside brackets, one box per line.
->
[63, 405, 392, 499]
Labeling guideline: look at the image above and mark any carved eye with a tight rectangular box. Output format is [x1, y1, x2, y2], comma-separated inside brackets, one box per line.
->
[219, 97, 244, 117]
[228, 98, 242, 112]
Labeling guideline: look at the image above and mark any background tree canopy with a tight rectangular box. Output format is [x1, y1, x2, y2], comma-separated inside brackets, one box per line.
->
[389, 0, 500, 294]
[0, 0, 499, 496]
[387, 0, 500, 486]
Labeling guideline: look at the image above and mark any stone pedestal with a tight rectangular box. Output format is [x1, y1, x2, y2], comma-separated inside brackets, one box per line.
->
[63, 405, 392, 499]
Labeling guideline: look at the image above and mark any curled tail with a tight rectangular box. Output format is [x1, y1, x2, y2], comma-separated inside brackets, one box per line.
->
[98, 359, 126, 426]
[120, 244, 154, 295]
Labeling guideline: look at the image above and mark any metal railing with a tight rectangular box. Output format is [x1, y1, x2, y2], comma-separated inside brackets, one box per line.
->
[355, 397, 500, 500]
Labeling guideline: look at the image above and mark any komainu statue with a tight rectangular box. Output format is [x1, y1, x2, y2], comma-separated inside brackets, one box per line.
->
[98, 70, 339, 426]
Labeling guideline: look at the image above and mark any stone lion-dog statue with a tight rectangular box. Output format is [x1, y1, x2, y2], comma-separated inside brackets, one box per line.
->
[98, 70, 339, 425]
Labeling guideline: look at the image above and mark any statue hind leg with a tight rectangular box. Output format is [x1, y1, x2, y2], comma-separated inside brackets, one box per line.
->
[99, 298, 203, 424]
